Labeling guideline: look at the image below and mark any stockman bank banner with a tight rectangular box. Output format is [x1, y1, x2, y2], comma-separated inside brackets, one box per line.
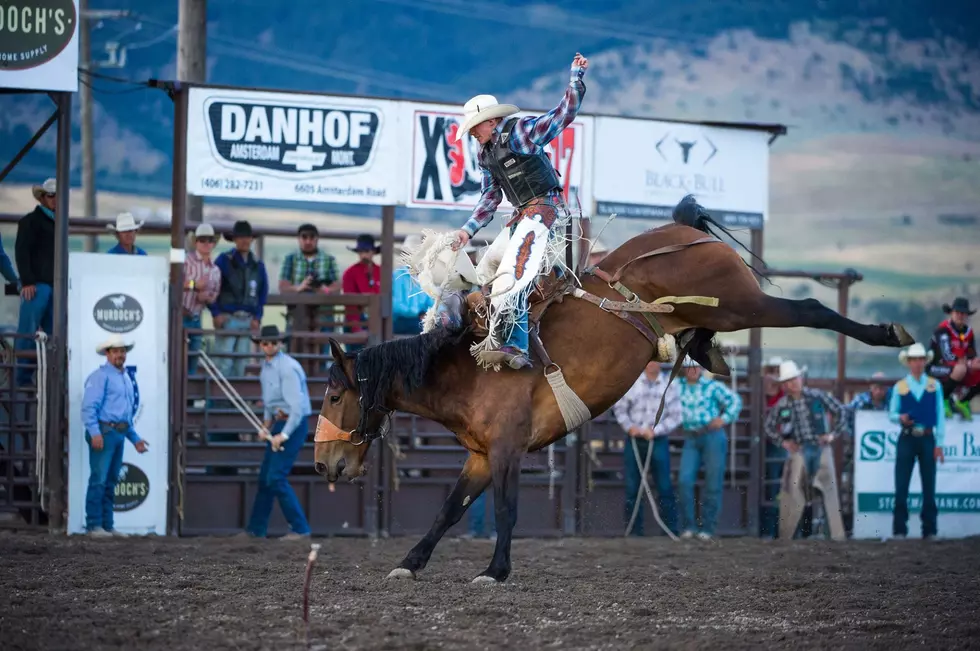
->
[67, 254, 170, 535]
[405, 102, 594, 214]
[592, 117, 770, 228]
[0, 0, 79, 92]
[853, 411, 980, 539]
[185, 87, 405, 204]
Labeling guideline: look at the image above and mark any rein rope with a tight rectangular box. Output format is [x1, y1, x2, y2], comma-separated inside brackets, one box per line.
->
[196, 345, 278, 450]
[34, 331, 48, 513]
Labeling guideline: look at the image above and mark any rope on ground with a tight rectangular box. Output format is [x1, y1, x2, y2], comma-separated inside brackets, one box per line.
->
[34, 332, 48, 513]
[625, 435, 679, 541]
[197, 346, 276, 449]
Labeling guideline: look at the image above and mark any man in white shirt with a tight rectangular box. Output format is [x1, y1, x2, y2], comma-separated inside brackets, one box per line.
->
[613, 361, 682, 535]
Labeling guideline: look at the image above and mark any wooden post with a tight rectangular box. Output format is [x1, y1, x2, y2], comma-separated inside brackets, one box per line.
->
[177, 0, 207, 225]
[380, 206, 395, 342]
[747, 228, 765, 537]
[79, 0, 98, 251]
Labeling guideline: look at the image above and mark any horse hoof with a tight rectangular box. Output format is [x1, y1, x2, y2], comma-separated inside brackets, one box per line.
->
[471, 575, 498, 585]
[386, 568, 416, 581]
[888, 324, 915, 347]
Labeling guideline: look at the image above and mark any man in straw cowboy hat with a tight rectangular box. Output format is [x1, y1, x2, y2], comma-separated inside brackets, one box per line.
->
[106, 212, 148, 255]
[764, 359, 848, 541]
[13, 178, 58, 386]
[927, 296, 979, 420]
[80, 334, 149, 536]
[889, 342, 946, 540]
[182, 223, 222, 376]
[448, 52, 589, 370]
[242, 325, 312, 540]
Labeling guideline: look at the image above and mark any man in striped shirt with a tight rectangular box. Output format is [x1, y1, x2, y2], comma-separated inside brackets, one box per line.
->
[449, 52, 589, 369]
[677, 358, 743, 540]
[182, 223, 221, 375]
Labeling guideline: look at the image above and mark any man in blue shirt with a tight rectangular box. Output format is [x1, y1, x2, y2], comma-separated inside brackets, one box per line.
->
[81, 335, 149, 536]
[105, 213, 148, 255]
[244, 325, 312, 539]
[889, 343, 946, 540]
[392, 235, 436, 336]
[210, 220, 268, 377]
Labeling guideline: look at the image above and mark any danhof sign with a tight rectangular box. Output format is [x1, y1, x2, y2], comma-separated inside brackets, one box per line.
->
[185, 88, 405, 204]
[406, 103, 594, 215]
[0, 0, 79, 91]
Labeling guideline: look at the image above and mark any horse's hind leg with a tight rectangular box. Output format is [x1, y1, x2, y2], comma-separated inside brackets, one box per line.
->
[730, 296, 914, 348]
[388, 453, 491, 580]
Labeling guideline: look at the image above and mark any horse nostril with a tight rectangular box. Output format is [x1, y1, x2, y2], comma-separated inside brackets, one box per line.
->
[336, 458, 347, 474]
[314, 462, 327, 475]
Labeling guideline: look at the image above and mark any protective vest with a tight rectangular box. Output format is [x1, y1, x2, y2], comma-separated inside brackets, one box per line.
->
[940, 320, 974, 360]
[216, 251, 262, 309]
[481, 118, 561, 207]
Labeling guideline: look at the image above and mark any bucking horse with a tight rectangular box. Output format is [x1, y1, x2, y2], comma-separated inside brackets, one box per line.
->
[313, 195, 913, 583]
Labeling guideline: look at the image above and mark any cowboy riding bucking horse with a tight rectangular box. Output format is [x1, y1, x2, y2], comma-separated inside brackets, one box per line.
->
[446, 52, 589, 370]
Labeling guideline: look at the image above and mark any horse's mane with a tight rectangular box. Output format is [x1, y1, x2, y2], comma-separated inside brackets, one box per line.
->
[328, 326, 468, 412]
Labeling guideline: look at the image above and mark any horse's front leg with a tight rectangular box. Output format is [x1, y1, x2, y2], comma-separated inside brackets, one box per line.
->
[473, 435, 525, 584]
[387, 452, 490, 580]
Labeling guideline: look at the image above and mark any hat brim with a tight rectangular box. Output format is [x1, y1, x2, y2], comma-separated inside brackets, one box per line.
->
[899, 350, 934, 365]
[107, 223, 144, 232]
[777, 366, 807, 383]
[455, 104, 520, 142]
[943, 303, 976, 315]
[348, 245, 382, 254]
[250, 334, 287, 344]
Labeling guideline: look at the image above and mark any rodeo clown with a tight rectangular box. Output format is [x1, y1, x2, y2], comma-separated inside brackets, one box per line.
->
[447, 52, 589, 370]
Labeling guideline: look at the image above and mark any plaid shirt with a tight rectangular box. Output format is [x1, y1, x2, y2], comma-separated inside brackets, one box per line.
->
[182, 250, 221, 316]
[678, 376, 743, 432]
[765, 387, 848, 445]
[613, 371, 682, 437]
[846, 388, 892, 435]
[461, 65, 586, 237]
[279, 249, 339, 289]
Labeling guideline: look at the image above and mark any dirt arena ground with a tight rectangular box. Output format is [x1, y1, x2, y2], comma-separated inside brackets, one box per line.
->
[1, 531, 977, 650]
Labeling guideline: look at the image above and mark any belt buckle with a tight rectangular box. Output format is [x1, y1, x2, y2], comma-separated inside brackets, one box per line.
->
[912, 425, 926, 437]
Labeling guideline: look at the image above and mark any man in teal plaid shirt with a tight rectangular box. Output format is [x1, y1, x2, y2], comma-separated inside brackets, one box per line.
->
[278, 223, 340, 295]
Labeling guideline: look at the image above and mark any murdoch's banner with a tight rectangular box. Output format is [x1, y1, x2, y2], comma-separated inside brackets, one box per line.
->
[404, 102, 594, 215]
[0, 0, 79, 92]
[592, 116, 771, 229]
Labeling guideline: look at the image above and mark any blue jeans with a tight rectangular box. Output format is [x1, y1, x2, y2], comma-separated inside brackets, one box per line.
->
[761, 441, 787, 537]
[85, 427, 127, 531]
[468, 491, 496, 536]
[893, 433, 938, 537]
[246, 419, 311, 537]
[214, 315, 252, 377]
[678, 429, 728, 536]
[624, 436, 677, 535]
[183, 314, 203, 376]
[502, 310, 530, 354]
[15, 282, 53, 386]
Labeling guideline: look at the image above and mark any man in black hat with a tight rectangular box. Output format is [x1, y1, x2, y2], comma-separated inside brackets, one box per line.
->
[927, 296, 979, 420]
[243, 325, 312, 539]
[210, 220, 269, 377]
[341, 234, 381, 341]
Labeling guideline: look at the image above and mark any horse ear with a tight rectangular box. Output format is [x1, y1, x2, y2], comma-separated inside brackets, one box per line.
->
[328, 338, 355, 385]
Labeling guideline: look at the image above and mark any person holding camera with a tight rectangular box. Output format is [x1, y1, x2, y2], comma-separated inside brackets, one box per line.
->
[278, 223, 340, 296]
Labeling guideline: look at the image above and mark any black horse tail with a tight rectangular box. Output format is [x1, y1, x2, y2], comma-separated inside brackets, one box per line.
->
[671, 194, 771, 281]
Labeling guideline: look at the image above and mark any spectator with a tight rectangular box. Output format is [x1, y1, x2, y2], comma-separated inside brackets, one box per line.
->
[890, 343, 946, 540]
[14, 179, 56, 386]
[243, 325, 312, 540]
[105, 213, 147, 255]
[614, 360, 682, 536]
[764, 360, 848, 541]
[677, 357, 742, 540]
[927, 297, 978, 420]
[760, 355, 785, 538]
[392, 235, 435, 336]
[182, 224, 221, 376]
[848, 371, 892, 430]
[210, 220, 268, 377]
[342, 234, 381, 341]
[278, 223, 340, 295]
[80, 335, 149, 536]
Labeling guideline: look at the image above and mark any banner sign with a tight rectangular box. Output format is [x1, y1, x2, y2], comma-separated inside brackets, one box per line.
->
[853, 411, 980, 539]
[0, 0, 79, 92]
[592, 117, 770, 229]
[68, 253, 170, 535]
[185, 87, 404, 204]
[405, 102, 594, 215]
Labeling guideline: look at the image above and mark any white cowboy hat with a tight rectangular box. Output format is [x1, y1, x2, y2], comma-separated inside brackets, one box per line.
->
[764, 355, 784, 368]
[455, 94, 519, 142]
[898, 343, 933, 365]
[107, 212, 144, 233]
[96, 335, 134, 355]
[682, 356, 700, 369]
[777, 360, 806, 383]
[31, 178, 57, 201]
[398, 234, 424, 255]
[194, 223, 215, 238]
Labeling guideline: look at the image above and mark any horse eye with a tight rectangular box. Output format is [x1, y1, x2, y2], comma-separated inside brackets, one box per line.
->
[329, 394, 341, 405]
